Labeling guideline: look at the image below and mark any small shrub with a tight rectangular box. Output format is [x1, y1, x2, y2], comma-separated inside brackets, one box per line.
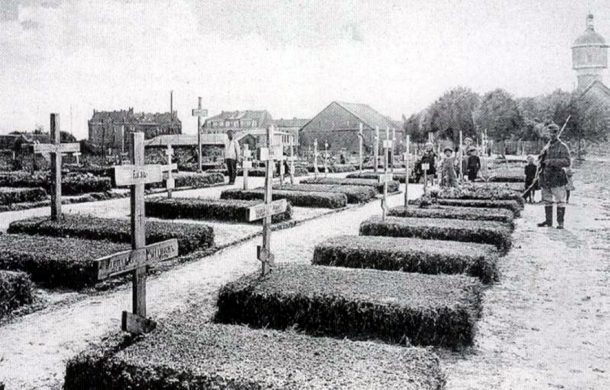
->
[215, 264, 482, 348]
[313, 235, 499, 284]
[0, 270, 34, 317]
[301, 177, 399, 193]
[8, 214, 214, 255]
[221, 188, 347, 209]
[360, 216, 512, 251]
[0, 187, 47, 205]
[273, 183, 376, 203]
[145, 197, 292, 223]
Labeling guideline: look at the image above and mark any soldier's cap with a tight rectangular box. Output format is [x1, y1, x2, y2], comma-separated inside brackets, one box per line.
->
[547, 124, 560, 132]
[443, 146, 453, 153]
[468, 145, 477, 152]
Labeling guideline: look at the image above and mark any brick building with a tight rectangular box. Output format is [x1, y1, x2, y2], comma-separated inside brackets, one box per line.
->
[273, 117, 309, 146]
[88, 108, 182, 153]
[299, 101, 403, 156]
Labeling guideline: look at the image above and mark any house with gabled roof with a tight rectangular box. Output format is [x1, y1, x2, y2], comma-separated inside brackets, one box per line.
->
[299, 101, 403, 155]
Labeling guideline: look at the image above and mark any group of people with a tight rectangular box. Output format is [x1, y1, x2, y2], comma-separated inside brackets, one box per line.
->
[415, 143, 481, 187]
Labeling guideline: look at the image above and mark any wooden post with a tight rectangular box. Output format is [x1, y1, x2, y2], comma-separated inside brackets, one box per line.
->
[459, 130, 464, 182]
[391, 127, 396, 173]
[74, 151, 81, 166]
[289, 138, 295, 184]
[313, 139, 319, 179]
[379, 130, 393, 220]
[404, 134, 410, 208]
[358, 123, 363, 173]
[192, 98, 207, 173]
[164, 144, 176, 199]
[374, 126, 379, 173]
[242, 144, 252, 190]
[32, 114, 80, 221]
[324, 142, 329, 177]
[102, 132, 178, 334]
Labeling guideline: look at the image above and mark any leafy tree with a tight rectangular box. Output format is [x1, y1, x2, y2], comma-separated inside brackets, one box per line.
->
[402, 113, 428, 143]
[60, 131, 77, 143]
[423, 86, 480, 142]
[475, 89, 523, 141]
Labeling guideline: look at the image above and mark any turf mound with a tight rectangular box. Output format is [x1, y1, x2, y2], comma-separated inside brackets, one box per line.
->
[8, 214, 214, 255]
[220, 188, 347, 209]
[430, 184, 525, 208]
[146, 172, 225, 190]
[0, 234, 129, 289]
[0, 187, 47, 205]
[273, 183, 377, 203]
[145, 197, 293, 223]
[313, 235, 499, 284]
[346, 171, 409, 183]
[215, 264, 482, 348]
[0, 270, 34, 318]
[64, 310, 445, 389]
[388, 205, 515, 226]
[360, 216, 512, 251]
[301, 177, 399, 193]
[431, 198, 522, 216]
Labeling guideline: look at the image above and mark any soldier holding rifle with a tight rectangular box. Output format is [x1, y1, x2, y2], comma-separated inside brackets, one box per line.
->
[536, 123, 571, 229]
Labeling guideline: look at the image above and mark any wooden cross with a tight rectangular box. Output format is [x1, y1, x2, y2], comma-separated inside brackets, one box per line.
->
[242, 144, 252, 190]
[288, 138, 296, 184]
[358, 123, 364, 173]
[192, 97, 208, 173]
[275, 145, 286, 185]
[379, 127, 394, 220]
[323, 142, 329, 177]
[32, 114, 80, 221]
[404, 134, 410, 207]
[163, 144, 178, 198]
[391, 127, 396, 173]
[97, 132, 178, 335]
[313, 139, 319, 179]
[252, 126, 288, 275]
[74, 151, 81, 166]
[374, 126, 380, 173]
[459, 130, 464, 181]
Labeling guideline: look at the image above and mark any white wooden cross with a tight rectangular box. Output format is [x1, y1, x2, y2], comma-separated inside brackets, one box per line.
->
[242, 144, 252, 190]
[391, 127, 396, 173]
[163, 144, 178, 198]
[379, 127, 394, 220]
[74, 151, 82, 166]
[192, 97, 208, 173]
[32, 113, 80, 221]
[99, 132, 179, 334]
[374, 126, 380, 173]
[323, 142, 329, 177]
[251, 125, 288, 275]
[288, 138, 296, 184]
[358, 123, 364, 173]
[404, 134, 411, 207]
[313, 139, 319, 179]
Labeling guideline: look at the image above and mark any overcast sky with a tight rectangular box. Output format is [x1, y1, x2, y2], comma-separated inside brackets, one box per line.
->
[0, 0, 608, 138]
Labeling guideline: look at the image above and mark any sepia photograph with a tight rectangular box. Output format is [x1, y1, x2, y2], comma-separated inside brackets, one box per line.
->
[0, 0, 608, 389]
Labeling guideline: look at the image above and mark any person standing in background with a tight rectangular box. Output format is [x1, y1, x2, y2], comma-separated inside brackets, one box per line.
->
[466, 146, 481, 181]
[224, 130, 241, 185]
[523, 155, 538, 203]
[440, 146, 458, 187]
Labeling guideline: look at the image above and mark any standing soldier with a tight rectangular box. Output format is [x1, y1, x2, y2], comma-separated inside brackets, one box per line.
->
[537, 124, 571, 229]
[224, 130, 241, 185]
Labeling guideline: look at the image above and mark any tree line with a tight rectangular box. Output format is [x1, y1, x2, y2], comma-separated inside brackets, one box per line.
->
[403, 86, 607, 145]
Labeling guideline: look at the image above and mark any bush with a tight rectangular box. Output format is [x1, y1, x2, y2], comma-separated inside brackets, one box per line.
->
[146, 172, 225, 190]
[215, 264, 482, 348]
[430, 183, 525, 208]
[221, 188, 347, 209]
[330, 164, 357, 173]
[273, 183, 377, 203]
[8, 215, 214, 255]
[301, 177, 400, 193]
[389, 205, 515, 226]
[0, 171, 112, 195]
[430, 198, 522, 216]
[145, 197, 292, 223]
[0, 269, 34, 317]
[0, 187, 47, 205]
[0, 234, 129, 289]
[360, 216, 512, 252]
[64, 309, 445, 390]
[313, 235, 499, 284]
[347, 171, 410, 183]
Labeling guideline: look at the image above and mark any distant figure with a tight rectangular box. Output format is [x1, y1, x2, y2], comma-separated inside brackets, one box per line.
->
[537, 124, 571, 229]
[564, 167, 575, 204]
[440, 147, 458, 187]
[224, 130, 241, 185]
[419, 142, 437, 185]
[523, 155, 538, 203]
[466, 146, 481, 181]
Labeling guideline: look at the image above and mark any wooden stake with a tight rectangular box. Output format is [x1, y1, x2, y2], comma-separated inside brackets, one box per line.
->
[358, 123, 363, 173]
[242, 144, 252, 190]
[459, 130, 464, 182]
[374, 126, 379, 173]
[164, 144, 176, 199]
[289, 138, 295, 185]
[405, 134, 410, 208]
[192, 98, 207, 173]
[313, 139, 319, 179]
[324, 142, 329, 177]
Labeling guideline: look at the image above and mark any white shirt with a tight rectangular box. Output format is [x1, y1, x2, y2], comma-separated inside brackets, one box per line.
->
[225, 138, 241, 160]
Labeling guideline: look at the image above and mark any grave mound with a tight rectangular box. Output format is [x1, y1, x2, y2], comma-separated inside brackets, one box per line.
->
[301, 177, 400, 193]
[221, 188, 347, 209]
[0, 269, 34, 318]
[388, 205, 515, 226]
[273, 183, 377, 203]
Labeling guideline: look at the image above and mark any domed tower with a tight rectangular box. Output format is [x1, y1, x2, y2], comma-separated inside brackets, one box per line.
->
[572, 14, 608, 90]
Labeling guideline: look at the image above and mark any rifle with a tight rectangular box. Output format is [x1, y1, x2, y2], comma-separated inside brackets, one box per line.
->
[521, 116, 571, 197]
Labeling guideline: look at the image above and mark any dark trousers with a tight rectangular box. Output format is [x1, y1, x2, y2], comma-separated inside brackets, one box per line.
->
[226, 158, 237, 184]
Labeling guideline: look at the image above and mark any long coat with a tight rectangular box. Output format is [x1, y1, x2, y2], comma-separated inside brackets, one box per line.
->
[539, 140, 570, 189]
[440, 157, 458, 187]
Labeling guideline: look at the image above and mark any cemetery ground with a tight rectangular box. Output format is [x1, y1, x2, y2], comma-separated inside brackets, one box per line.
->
[0, 159, 608, 388]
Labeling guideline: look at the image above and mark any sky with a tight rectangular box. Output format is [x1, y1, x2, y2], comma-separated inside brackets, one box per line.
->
[0, 0, 608, 138]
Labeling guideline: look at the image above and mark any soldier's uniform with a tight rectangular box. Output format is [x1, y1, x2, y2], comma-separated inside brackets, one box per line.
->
[538, 128, 571, 229]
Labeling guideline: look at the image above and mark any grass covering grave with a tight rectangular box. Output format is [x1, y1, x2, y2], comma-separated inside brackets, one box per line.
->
[145, 197, 292, 223]
[273, 183, 377, 203]
[347, 171, 409, 183]
[430, 184, 525, 208]
[8, 214, 214, 255]
[221, 188, 347, 208]
[301, 176, 400, 193]
[0, 270, 34, 317]
[0, 187, 47, 205]
[146, 172, 225, 190]
[388, 205, 515, 226]
[215, 264, 482, 348]
[360, 216, 512, 251]
[0, 171, 111, 194]
[0, 234, 130, 289]
[313, 235, 499, 284]
[432, 198, 522, 216]
[64, 307, 445, 390]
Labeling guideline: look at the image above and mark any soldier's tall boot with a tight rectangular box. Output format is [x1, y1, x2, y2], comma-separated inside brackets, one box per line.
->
[556, 207, 565, 229]
[537, 206, 553, 227]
